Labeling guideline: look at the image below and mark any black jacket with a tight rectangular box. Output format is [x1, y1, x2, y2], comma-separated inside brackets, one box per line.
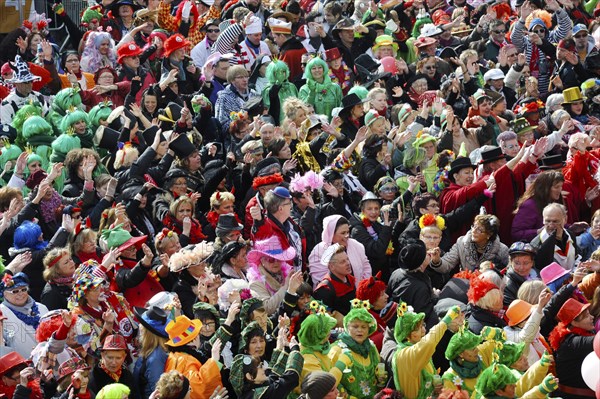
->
[349, 214, 394, 280]
[387, 268, 439, 330]
[467, 304, 506, 334]
[358, 157, 389, 192]
[88, 364, 136, 398]
[554, 333, 595, 399]
[41, 282, 71, 311]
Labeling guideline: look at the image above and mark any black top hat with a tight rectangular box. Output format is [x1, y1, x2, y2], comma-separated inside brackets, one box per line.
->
[133, 306, 169, 338]
[242, 97, 264, 119]
[539, 154, 565, 170]
[141, 126, 165, 147]
[158, 102, 183, 130]
[479, 146, 506, 164]
[94, 126, 120, 151]
[354, 54, 380, 73]
[169, 134, 196, 158]
[109, 0, 142, 12]
[340, 93, 368, 115]
[448, 157, 476, 181]
[216, 213, 244, 236]
[439, 47, 458, 59]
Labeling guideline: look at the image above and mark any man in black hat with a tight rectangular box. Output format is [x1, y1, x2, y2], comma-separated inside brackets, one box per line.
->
[322, 18, 377, 70]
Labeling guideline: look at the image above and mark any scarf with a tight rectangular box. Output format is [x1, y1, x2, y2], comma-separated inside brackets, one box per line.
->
[163, 213, 207, 244]
[39, 190, 63, 223]
[449, 359, 484, 379]
[80, 302, 108, 320]
[549, 323, 595, 351]
[466, 237, 493, 270]
[169, 58, 187, 82]
[540, 229, 576, 270]
[52, 275, 74, 286]
[329, 64, 351, 94]
[77, 250, 103, 265]
[301, 340, 332, 356]
[338, 332, 372, 358]
[100, 363, 122, 382]
[4, 297, 41, 329]
[360, 213, 394, 255]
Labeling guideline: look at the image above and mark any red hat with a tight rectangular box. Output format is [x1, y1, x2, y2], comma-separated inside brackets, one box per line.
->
[467, 276, 498, 304]
[0, 352, 29, 376]
[325, 48, 342, 62]
[558, 39, 576, 53]
[557, 298, 590, 326]
[57, 357, 90, 382]
[356, 271, 386, 305]
[26, 169, 48, 190]
[252, 173, 284, 190]
[163, 34, 191, 57]
[117, 42, 143, 64]
[101, 334, 128, 351]
[1, 62, 11, 76]
[432, 9, 450, 26]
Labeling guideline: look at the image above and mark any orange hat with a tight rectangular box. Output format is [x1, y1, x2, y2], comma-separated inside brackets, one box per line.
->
[506, 299, 534, 327]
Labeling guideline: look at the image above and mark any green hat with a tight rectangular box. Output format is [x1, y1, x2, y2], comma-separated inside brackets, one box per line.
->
[239, 298, 265, 329]
[348, 86, 369, 100]
[50, 133, 81, 164]
[498, 342, 526, 367]
[231, 354, 256, 397]
[394, 302, 425, 343]
[88, 101, 113, 130]
[239, 321, 265, 352]
[510, 117, 537, 136]
[413, 132, 437, 149]
[475, 363, 518, 397]
[193, 301, 220, 325]
[344, 299, 377, 335]
[298, 301, 337, 351]
[0, 142, 22, 169]
[365, 109, 385, 127]
[445, 328, 481, 360]
[372, 34, 399, 53]
[100, 223, 147, 252]
[81, 5, 103, 24]
[27, 153, 43, 166]
[60, 108, 89, 133]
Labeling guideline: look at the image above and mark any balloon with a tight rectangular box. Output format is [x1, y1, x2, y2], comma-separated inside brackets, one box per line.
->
[380, 57, 398, 75]
[594, 331, 600, 358]
[582, 352, 600, 391]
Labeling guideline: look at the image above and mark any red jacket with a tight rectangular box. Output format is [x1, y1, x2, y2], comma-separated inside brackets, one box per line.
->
[440, 179, 487, 240]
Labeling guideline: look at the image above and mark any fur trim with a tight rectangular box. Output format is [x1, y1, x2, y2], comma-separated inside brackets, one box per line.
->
[252, 172, 284, 190]
[467, 276, 497, 304]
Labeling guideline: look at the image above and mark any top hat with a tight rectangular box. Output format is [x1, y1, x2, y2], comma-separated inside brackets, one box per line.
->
[163, 34, 191, 58]
[108, 0, 142, 12]
[169, 134, 196, 158]
[479, 146, 506, 164]
[510, 118, 538, 136]
[165, 315, 203, 347]
[216, 213, 243, 236]
[557, 298, 590, 325]
[539, 154, 565, 170]
[448, 157, 476, 181]
[94, 126, 120, 151]
[340, 93, 368, 115]
[562, 87, 586, 104]
[141, 126, 165, 146]
[117, 42, 143, 64]
[324, 48, 342, 62]
[134, 306, 169, 338]
[101, 334, 128, 351]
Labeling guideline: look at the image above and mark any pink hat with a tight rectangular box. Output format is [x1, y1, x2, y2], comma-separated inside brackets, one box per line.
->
[1, 62, 11, 76]
[540, 262, 571, 285]
[247, 236, 296, 266]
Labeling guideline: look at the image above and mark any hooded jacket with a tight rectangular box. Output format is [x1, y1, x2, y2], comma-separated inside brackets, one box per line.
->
[308, 215, 371, 289]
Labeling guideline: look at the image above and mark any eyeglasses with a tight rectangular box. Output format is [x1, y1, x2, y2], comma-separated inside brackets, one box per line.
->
[574, 33, 588, 38]
[504, 144, 518, 150]
[532, 29, 545, 34]
[281, 201, 293, 208]
[506, 53, 518, 57]
[471, 225, 487, 234]
[424, 65, 437, 70]
[6, 287, 28, 294]
[492, 30, 506, 34]
[201, 321, 216, 329]
[207, 29, 220, 33]
[66, 58, 79, 63]
[379, 185, 398, 193]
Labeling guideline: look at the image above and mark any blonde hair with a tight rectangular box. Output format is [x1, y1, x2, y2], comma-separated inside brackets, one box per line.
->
[517, 279, 547, 305]
[155, 231, 180, 254]
[113, 145, 139, 170]
[283, 97, 309, 121]
[71, 229, 97, 255]
[169, 196, 194, 218]
[43, 247, 71, 282]
[155, 371, 188, 399]
[420, 225, 442, 237]
[367, 87, 386, 103]
[138, 324, 167, 358]
[210, 191, 235, 210]
[591, 248, 600, 261]
[476, 288, 503, 311]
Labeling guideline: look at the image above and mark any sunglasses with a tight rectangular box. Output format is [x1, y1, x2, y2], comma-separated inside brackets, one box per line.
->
[492, 30, 506, 34]
[574, 33, 588, 38]
[424, 65, 437, 70]
[506, 53, 518, 57]
[207, 29, 220, 33]
[532, 29, 545, 34]
[6, 287, 28, 294]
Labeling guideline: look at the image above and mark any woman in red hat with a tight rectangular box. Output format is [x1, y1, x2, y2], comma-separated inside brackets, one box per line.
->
[116, 42, 157, 104]
[0, 352, 43, 399]
[161, 34, 200, 96]
[325, 48, 353, 96]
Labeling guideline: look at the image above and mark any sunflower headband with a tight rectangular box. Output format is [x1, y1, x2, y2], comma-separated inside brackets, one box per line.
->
[350, 298, 371, 310]
[308, 300, 328, 315]
[397, 301, 412, 317]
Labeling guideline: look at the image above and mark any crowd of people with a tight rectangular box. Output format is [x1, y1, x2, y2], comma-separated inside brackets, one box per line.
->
[1, 0, 600, 397]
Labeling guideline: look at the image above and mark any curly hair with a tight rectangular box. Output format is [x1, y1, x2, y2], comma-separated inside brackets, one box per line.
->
[169, 195, 194, 219]
[155, 371, 189, 399]
[209, 191, 235, 210]
[64, 148, 101, 181]
[473, 214, 500, 241]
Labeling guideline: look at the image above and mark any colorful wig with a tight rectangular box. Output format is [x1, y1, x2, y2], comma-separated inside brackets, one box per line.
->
[88, 102, 113, 131]
[266, 59, 290, 85]
[14, 221, 48, 250]
[50, 133, 82, 164]
[60, 108, 89, 133]
[81, 31, 116, 73]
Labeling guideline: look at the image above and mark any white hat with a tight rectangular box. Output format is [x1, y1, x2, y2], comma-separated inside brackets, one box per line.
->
[419, 23, 442, 38]
[321, 243, 344, 265]
[483, 68, 505, 81]
[199, 0, 214, 6]
[268, 17, 292, 34]
[245, 16, 262, 35]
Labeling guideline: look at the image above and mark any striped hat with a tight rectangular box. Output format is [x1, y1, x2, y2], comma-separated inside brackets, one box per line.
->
[165, 315, 202, 347]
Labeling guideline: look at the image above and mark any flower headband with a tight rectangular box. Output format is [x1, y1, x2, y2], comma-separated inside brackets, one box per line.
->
[419, 213, 446, 230]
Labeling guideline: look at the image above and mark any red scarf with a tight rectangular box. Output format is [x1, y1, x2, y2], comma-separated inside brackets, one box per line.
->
[549, 322, 595, 351]
[77, 250, 102, 264]
[0, 378, 43, 399]
[163, 213, 207, 243]
[206, 211, 242, 229]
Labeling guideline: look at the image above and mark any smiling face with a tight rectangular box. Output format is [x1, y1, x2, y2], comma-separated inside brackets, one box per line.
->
[453, 167, 474, 187]
[332, 222, 350, 247]
[371, 93, 387, 112]
[261, 256, 282, 274]
[3, 285, 29, 306]
[361, 200, 381, 222]
[412, 78, 428, 95]
[99, 40, 110, 55]
[310, 65, 324, 82]
[248, 335, 266, 356]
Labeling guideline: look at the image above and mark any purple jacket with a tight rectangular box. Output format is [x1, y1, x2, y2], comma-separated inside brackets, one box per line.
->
[512, 198, 543, 242]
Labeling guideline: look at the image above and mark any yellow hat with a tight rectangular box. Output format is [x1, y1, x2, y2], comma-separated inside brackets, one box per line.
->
[562, 87, 586, 104]
[165, 315, 202, 347]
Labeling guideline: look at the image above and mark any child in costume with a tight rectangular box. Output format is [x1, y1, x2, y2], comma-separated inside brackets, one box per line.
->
[391, 302, 463, 399]
[329, 299, 386, 399]
[262, 59, 299, 124]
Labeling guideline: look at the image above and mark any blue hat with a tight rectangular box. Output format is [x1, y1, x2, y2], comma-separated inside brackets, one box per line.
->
[573, 24, 588, 36]
[529, 19, 546, 31]
[134, 306, 169, 338]
[0, 272, 30, 299]
[271, 186, 291, 199]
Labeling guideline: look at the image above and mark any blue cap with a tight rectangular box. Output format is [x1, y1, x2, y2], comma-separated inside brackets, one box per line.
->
[573, 24, 588, 36]
[0, 272, 30, 299]
[271, 186, 291, 199]
[529, 18, 546, 31]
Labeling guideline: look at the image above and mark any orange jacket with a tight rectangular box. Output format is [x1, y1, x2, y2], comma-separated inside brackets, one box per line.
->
[164, 352, 222, 399]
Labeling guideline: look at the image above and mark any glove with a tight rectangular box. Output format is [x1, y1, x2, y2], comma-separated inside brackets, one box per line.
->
[538, 374, 558, 395]
[442, 306, 461, 325]
[53, 3, 65, 15]
[481, 326, 506, 342]
[181, 1, 192, 19]
[540, 351, 553, 367]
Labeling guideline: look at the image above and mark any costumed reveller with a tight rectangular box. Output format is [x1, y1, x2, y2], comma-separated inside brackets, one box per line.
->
[324, 48, 352, 96]
[299, 57, 343, 120]
[297, 301, 352, 385]
[87, 334, 137, 396]
[474, 362, 559, 399]
[391, 302, 464, 399]
[398, 133, 439, 193]
[0, 351, 44, 399]
[0, 273, 50, 358]
[442, 327, 486, 396]
[87, 100, 111, 134]
[163, 315, 223, 399]
[549, 298, 597, 399]
[47, 87, 85, 134]
[157, 0, 220, 46]
[356, 273, 388, 351]
[329, 299, 386, 399]
[262, 58, 299, 125]
[41, 247, 77, 310]
[497, 342, 554, 399]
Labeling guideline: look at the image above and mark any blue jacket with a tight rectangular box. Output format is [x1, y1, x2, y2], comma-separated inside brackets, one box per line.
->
[133, 346, 169, 399]
[576, 228, 600, 261]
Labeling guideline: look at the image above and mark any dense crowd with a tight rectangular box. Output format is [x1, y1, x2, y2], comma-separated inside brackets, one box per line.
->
[1, 0, 600, 398]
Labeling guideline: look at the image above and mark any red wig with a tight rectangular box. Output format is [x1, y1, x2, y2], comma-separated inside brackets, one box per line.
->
[252, 173, 284, 190]
[467, 276, 498, 304]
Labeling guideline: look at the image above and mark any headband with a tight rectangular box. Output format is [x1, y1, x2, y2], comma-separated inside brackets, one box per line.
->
[48, 253, 65, 268]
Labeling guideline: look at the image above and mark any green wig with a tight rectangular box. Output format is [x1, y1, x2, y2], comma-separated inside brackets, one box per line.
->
[298, 307, 337, 352]
[12, 103, 43, 136]
[22, 116, 53, 140]
[403, 137, 427, 169]
[60, 109, 89, 133]
[88, 102, 113, 131]
[344, 299, 377, 335]
[0, 141, 23, 170]
[475, 363, 518, 397]
[50, 88, 84, 131]
[97, 383, 131, 399]
[50, 133, 81, 164]
[266, 59, 290, 85]
[81, 6, 103, 24]
[348, 86, 369, 100]
[445, 328, 481, 361]
[498, 342, 526, 368]
[303, 57, 331, 83]
[412, 17, 433, 38]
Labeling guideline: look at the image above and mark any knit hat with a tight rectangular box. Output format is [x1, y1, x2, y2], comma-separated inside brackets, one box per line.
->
[365, 109, 385, 127]
[163, 34, 191, 57]
[467, 276, 498, 305]
[165, 315, 202, 346]
[301, 371, 337, 399]
[81, 5, 103, 25]
[356, 272, 386, 305]
[498, 342, 526, 367]
[445, 328, 481, 360]
[344, 299, 377, 335]
[394, 302, 425, 343]
[475, 363, 518, 397]
[193, 301, 220, 324]
[398, 240, 427, 270]
[239, 321, 265, 351]
[298, 301, 337, 351]
[557, 39, 576, 53]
